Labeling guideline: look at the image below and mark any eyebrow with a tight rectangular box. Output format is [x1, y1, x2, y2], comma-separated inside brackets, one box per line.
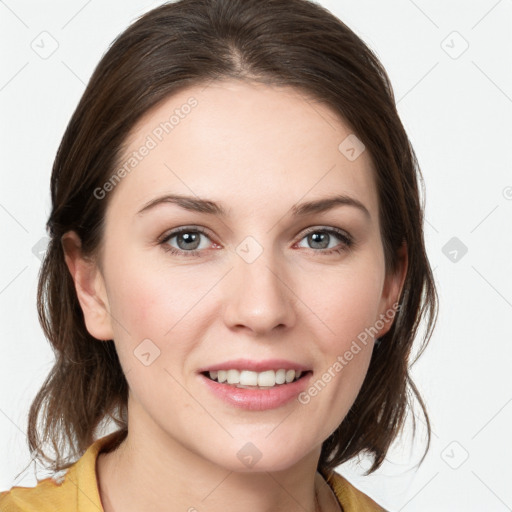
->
[136, 193, 371, 220]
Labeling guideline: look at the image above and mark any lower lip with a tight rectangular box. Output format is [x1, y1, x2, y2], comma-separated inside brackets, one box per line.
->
[199, 372, 313, 411]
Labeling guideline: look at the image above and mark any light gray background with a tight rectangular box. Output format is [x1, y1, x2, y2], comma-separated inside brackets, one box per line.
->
[1, 1, 511, 510]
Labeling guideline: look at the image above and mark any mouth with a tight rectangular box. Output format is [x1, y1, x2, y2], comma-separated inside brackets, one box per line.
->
[198, 360, 314, 410]
[200, 369, 312, 389]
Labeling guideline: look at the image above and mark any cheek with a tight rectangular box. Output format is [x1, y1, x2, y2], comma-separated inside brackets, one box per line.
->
[300, 258, 385, 345]
[104, 255, 217, 380]
[106, 257, 200, 338]
[298, 274, 379, 432]
[296, 257, 384, 406]
[109, 271, 164, 335]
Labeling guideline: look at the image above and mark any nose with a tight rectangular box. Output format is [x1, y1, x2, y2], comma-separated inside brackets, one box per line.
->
[222, 245, 296, 336]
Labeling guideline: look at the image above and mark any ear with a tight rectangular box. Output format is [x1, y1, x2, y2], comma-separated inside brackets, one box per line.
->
[376, 241, 408, 338]
[61, 231, 114, 341]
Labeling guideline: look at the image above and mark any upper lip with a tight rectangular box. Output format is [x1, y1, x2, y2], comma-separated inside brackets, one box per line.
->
[197, 358, 311, 373]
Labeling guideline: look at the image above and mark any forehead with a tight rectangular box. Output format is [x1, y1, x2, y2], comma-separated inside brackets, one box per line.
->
[107, 79, 378, 221]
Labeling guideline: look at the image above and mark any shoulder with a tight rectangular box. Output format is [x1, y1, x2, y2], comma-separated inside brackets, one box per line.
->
[0, 473, 75, 512]
[0, 430, 123, 512]
[324, 469, 389, 512]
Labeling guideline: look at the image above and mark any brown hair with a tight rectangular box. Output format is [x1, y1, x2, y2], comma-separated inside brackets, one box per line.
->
[25, 0, 437, 477]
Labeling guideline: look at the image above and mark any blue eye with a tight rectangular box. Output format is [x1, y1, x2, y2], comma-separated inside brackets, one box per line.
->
[160, 227, 212, 256]
[159, 226, 353, 257]
[297, 227, 353, 255]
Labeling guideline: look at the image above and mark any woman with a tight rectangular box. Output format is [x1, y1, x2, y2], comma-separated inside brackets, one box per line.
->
[0, 0, 437, 510]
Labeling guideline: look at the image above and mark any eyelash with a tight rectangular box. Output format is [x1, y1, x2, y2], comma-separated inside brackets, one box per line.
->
[158, 226, 354, 257]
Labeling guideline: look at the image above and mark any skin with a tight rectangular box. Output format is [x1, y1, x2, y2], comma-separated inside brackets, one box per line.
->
[62, 79, 407, 512]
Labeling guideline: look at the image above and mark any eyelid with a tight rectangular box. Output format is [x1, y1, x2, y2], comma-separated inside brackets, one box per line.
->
[158, 224, 354, 257]
[298, 225, 353, 245]
[158, 225, 353, 245]
[158, 225, 213, 243]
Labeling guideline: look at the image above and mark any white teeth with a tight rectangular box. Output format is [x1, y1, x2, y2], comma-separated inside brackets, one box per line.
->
[258, 370, 275, 387]
[226, 369, 240, 384]
[207, 368, 305, 387]
[239, 370, 258, 386]
[275, 369, 286, 385]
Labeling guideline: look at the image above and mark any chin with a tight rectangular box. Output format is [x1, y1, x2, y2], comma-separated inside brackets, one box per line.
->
[202, 439, 313, 474]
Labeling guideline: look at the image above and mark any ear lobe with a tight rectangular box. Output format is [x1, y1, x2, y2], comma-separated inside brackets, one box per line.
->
[376, 241, 408, 338]
[61, 231, 114, 341]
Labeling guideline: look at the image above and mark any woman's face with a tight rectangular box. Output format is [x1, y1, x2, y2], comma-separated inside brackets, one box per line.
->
[68, 79, 405, 472]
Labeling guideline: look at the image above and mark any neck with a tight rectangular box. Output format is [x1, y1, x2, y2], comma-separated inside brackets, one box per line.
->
[96, 405, 340, 512]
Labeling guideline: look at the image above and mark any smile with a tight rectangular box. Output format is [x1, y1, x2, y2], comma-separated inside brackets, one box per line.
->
[199, 371, 313, 411]
[203, 369, 306, 388]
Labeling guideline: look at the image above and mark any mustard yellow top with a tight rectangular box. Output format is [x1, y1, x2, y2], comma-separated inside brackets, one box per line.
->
[0, 431, 386, 511]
